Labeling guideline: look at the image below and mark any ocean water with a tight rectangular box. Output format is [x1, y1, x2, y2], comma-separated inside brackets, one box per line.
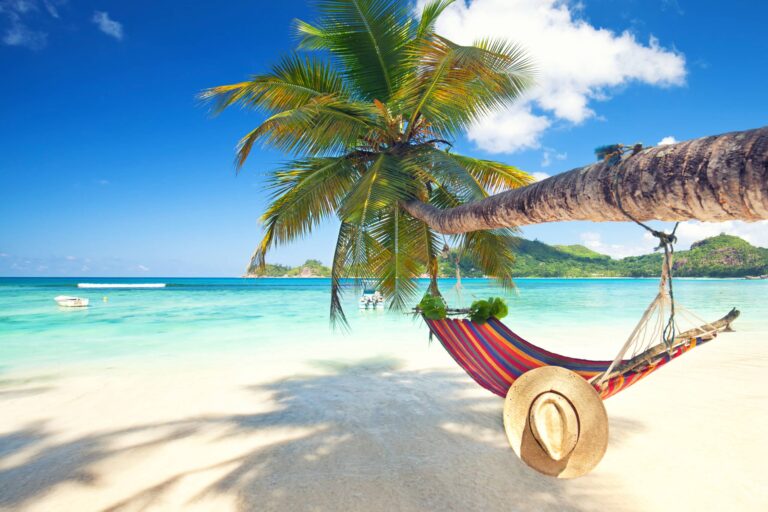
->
[0, 277, 765, 371]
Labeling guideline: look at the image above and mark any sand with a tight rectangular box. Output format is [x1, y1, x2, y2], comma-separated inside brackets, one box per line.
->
[1, 329, 766, 512]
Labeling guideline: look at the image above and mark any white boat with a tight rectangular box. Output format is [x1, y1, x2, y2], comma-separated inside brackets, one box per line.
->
[77, 283, 166, 289]
[54, 295, 90, 308]
[359, 288, 385, 310]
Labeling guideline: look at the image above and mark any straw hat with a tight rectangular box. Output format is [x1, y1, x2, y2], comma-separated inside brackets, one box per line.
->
[503, 366, 608, 478]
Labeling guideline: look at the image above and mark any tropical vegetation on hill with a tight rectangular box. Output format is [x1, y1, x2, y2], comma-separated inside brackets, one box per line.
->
[247, 235, 768, 279]
[249, 259, 331, 278]
[456, 234, 767, 278]
[203, 0, 534, 326]
[618, 234, 768, 278]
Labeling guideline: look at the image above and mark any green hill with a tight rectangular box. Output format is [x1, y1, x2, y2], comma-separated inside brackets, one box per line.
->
[245, 259, 331, 277]
[440, 234, 768, 278]
[619, 234, 768, 277]
[552, 244, 610, 260]
[509, 239, 620, 277]
[247, 235, 767, 279]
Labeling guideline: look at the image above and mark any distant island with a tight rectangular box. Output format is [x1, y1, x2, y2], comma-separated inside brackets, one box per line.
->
[244, 234, 768, 279]
[245, 259, 332, 278]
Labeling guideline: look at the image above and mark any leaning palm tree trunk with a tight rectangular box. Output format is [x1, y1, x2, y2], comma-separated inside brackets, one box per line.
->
[402, 126, 768, 233]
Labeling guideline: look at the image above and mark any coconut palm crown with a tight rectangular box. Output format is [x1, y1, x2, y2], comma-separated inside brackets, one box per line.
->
[201, 0, 534, 328]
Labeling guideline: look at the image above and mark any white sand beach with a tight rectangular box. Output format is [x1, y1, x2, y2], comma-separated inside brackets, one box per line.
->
[1, 326, 766, 512]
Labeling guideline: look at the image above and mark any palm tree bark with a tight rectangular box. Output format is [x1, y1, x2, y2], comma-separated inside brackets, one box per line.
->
[402, 126, 768, 234]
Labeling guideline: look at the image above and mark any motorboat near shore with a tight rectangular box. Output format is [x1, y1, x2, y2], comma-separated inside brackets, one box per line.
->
[54, 295, 89, 308]
[359, 288, 385, 310]
[77, 283, 166, 289]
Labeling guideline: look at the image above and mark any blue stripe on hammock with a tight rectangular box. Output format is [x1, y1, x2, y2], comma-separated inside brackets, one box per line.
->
[486, 318, 613, 372]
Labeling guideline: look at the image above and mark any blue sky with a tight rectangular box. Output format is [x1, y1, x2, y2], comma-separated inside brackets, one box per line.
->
[1, 0, 766, 277]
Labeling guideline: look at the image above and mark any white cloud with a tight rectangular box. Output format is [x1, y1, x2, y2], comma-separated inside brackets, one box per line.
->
[1, 0, 67, 49]
[1, 0, 47, 49]
[466, 103, 550, 153]
[427, 0, 687, 153]
[675, 221, 768, 249]
[579, 231, 657, 259]
[531, 172, 550, 182]
[137, 264, 149, 272]
[92, 11, 123, 40]
[657, 135, 677, 145]
[2, 18, 45, 48]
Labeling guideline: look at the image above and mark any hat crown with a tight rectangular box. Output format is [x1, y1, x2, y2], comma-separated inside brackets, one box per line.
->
[529, 392, 580, 461]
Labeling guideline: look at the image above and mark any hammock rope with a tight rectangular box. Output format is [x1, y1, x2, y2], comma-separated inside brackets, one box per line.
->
[592, 243, 682, 388]
[589, 152, 690, 388]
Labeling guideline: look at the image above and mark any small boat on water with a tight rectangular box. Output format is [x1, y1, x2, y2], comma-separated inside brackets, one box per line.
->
[359, 288, 385, 310]
[54, 295, 89, 308]
[77, 283, 166, 289]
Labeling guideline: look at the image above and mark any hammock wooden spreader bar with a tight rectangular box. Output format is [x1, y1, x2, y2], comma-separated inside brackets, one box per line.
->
[424, 308, 739, 400]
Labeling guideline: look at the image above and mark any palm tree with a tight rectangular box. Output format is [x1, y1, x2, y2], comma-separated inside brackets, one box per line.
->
[400, 127, 768, 233]
[201, 0, 534, 327]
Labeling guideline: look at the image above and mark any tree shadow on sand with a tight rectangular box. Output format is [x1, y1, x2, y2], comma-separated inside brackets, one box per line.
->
[0, 357, 647, 512]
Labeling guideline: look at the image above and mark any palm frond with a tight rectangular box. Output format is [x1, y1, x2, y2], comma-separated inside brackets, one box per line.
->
[330, 219, 384, 327]
[398, 35, 533, 137]
[294, 0, 412, 102]
[329, 221, 354, 330]
[200, 53, 350, 115]
[415, 0, 455, 39]
[293, 19, 328, 50]
[248, 157, 358, 273]
[368, 208, 426, 311]
[338, 153, 419, 224]
[456, 229, 519, 289]
[448, 154, 533, 192]
[406, 145, 487, 200]
[235, 96, 375, 163]
[418, 219, 442, 296]
[429, 184, 519, 289]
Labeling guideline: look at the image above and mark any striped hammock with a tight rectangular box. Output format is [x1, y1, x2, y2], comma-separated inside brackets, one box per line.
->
[424, 317, 709, 399]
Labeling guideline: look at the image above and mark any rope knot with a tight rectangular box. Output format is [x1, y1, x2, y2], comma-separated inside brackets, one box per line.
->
[651, 229, 678, 251]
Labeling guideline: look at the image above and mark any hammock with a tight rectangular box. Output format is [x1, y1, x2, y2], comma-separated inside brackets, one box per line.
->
[425, 316, 714, 399]
[423, 228, 740, 401]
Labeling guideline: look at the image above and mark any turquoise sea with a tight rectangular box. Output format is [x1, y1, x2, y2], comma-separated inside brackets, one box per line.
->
[1, 277, 766, 371]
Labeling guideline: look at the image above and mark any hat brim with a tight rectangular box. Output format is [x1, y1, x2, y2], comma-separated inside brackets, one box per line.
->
[503, 366, 608, 478]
